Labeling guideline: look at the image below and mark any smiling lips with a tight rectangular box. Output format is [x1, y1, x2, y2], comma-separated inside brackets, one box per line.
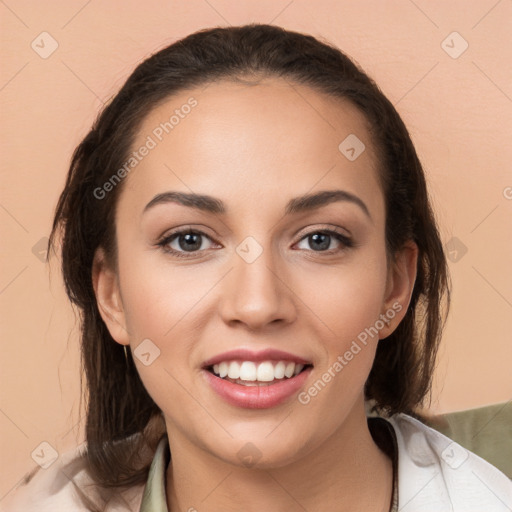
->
[202, 348, 313, 408]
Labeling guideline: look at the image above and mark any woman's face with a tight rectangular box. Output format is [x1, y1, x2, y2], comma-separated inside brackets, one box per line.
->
[94, 77, 416, 468]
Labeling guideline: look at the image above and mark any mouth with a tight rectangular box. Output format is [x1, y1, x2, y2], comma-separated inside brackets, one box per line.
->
[205, 360, 314, 387]
[201, 348, 314, 408]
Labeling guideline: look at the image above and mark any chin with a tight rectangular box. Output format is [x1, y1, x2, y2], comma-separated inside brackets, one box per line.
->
[207, 434, 310, 470]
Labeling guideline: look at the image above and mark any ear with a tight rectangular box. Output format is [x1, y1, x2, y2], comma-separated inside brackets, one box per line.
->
[92, 246, 130, 346]
[379, 241, 418, 340]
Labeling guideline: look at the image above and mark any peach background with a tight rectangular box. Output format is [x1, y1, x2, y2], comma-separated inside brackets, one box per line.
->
[1, 0, 511, 499]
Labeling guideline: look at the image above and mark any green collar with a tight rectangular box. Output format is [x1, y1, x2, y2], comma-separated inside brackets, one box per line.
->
[139, 435, 170, 512]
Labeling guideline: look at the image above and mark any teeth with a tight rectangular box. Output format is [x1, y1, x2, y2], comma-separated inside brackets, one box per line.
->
[274, 361, 286, 379]
[284, 362, 295, 378]
[227, 361, 241, 379]
[218, 361, 229, 378]
[239, 361, 257, 381]
[210, 360, 308, 382]
[256, 361, 274, 382]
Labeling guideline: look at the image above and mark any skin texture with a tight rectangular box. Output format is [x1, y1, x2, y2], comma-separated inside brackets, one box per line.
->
[93, 77, 418, 512]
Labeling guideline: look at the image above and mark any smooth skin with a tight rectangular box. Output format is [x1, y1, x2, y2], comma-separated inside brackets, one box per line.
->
[93, 77, 418, 512]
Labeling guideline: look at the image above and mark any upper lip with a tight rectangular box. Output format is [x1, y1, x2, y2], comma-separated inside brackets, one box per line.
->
[202, 348, 313, 368]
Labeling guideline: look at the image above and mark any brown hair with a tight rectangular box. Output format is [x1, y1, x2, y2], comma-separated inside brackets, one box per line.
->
[47, 23, 450, 498]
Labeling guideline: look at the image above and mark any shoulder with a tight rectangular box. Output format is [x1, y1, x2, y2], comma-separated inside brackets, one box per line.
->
[1, 443, 145, 512]
[386, 413, 512, 512]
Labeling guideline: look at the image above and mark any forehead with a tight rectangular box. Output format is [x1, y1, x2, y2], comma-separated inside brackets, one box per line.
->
[119, 77, 382, 219]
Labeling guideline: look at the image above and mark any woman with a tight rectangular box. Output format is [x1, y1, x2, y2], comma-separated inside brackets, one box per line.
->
[4, 24, 511, 512]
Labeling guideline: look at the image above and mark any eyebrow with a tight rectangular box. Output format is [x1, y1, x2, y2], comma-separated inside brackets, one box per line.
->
[143, 189, 371, 219]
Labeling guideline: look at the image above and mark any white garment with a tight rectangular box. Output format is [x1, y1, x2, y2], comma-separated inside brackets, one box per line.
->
[2, 413, 511, 511]
[386, 414, 512, 511]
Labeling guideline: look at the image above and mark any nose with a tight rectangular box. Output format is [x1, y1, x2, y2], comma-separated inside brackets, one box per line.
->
[218, 242, 297, 331]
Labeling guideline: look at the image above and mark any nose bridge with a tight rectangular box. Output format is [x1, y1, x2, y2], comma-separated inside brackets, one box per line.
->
[219, 234, 296, 328]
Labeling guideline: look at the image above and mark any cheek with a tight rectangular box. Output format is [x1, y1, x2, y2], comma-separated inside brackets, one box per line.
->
[301, 248, 389, 346]
[294, 247, 389, 409]
[115, 250, 221, 392]
[117, 251, 211, 340]
[294, 258, 388, 423]
[116, 255, 207, 409]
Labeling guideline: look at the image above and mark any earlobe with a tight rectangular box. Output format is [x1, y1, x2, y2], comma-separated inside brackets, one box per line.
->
[379, 241, 419, 339]
[92, 247, 130, 346]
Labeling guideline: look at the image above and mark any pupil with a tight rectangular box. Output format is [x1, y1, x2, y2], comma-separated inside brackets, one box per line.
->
[180, 233, 201, 251]
[310, 233, 329, 251]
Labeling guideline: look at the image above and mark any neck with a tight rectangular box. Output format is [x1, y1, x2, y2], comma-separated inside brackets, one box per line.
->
[165, 399, 393, 512]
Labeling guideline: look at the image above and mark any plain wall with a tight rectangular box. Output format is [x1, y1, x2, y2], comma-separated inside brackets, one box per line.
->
[1, 0, 511, 499]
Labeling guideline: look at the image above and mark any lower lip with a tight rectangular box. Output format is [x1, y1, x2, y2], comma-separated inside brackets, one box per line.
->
[202, 367, 313, 409]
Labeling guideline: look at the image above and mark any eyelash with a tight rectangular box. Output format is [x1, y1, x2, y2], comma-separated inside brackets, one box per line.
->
[156, 227, 354, 259]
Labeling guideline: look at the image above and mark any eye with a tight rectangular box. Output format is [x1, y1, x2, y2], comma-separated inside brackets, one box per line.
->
[295, 229, 353, 253]
[157, 229, 218, 258]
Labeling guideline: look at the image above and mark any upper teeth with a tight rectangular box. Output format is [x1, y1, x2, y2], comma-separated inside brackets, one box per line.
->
[212, 361, 305, 381]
